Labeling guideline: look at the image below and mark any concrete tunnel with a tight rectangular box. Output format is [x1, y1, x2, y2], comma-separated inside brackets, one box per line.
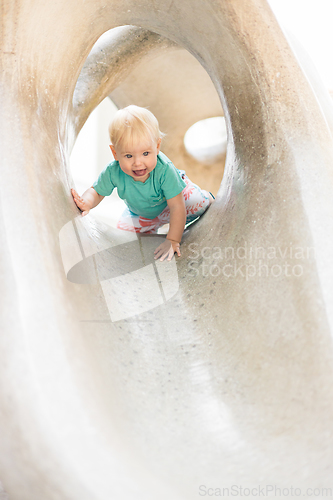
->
[1, 0, 333, 498]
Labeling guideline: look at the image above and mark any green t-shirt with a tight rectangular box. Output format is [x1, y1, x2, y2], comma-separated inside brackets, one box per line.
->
[93, 152, 186, 219]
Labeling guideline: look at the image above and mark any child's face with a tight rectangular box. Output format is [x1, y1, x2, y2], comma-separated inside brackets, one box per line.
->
[110, 137, 161, 183]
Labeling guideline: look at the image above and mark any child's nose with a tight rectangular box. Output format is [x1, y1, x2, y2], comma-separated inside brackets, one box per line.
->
[133, 156, 143, 167]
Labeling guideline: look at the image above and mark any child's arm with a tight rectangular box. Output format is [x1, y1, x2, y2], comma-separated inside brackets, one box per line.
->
[154, 192, 186, 261]
[71, 187, 104, 216]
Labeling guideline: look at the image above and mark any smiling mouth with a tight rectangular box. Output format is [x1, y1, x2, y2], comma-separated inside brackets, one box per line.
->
[133, 169, 147, 176]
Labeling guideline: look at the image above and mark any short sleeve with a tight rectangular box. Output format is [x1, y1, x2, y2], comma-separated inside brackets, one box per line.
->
[160, 163, 186, 200]
[92, 163, 115, 196]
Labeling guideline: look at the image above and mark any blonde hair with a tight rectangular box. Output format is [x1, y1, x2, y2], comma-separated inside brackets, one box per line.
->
[108, 105, 164, 149]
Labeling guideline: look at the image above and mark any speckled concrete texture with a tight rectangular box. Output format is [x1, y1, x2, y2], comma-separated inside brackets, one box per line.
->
[1, 0, 333, 499]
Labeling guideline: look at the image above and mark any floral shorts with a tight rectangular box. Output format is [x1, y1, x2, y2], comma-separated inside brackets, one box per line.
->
[117, 171, 210, 234]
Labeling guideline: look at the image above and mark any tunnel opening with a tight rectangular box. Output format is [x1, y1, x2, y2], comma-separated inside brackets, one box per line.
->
[71, 25, 226, 229]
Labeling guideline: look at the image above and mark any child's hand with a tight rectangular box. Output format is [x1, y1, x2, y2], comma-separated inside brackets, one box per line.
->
[71, 188, 91, 216]
[154, 238, 181, 261]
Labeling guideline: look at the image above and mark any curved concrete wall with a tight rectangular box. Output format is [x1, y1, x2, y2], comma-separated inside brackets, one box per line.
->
[1, 0, 333, 499]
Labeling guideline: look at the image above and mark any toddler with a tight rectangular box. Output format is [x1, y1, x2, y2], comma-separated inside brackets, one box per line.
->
[71, 105, 214, 261]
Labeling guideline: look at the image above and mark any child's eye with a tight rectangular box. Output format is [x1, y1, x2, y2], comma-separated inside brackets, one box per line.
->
[125, 154, 132, 159]
[143, 152, 149, 156]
